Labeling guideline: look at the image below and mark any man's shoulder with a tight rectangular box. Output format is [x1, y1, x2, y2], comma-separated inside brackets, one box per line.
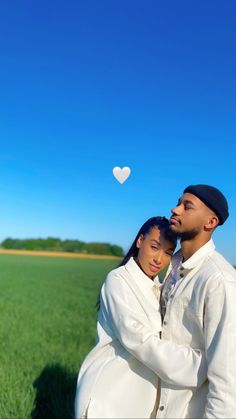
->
[201, 250, 236, 282]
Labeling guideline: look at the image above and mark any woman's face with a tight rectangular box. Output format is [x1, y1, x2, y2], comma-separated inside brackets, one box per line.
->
[136, 227, 175, 279]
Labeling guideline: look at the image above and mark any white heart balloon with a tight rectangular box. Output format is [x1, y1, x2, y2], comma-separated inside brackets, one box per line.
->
[112, 166, 131, 184]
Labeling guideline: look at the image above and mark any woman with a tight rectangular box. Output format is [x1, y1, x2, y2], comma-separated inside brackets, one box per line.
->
[75, 217, 206, 418]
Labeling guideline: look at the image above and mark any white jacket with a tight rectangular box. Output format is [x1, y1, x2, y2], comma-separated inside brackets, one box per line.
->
[75, 257, 206, 418]
[157, 239, 236, 418]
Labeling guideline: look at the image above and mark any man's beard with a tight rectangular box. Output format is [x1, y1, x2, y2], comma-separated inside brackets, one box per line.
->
[176, 229, 199, 242]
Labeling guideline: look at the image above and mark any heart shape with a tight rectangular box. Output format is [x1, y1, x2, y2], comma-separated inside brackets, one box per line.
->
[113, 166, 131, 184]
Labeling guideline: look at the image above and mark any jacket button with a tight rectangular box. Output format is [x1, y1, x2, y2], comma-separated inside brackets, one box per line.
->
[180, 273, 184, 278]
[132, 321, 140, 329]
[163, 321, 167, 325]
[159, 406, 165, 411]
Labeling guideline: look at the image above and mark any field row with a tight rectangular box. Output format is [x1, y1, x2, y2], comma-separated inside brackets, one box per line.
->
[0, 253, 117, 418]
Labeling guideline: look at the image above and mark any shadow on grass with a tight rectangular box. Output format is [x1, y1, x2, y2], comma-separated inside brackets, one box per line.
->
[31, 363, 78, 419]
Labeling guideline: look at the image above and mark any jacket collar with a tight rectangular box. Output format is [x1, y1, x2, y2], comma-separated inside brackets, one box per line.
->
[125, 257, 160, 292]
[172, 238, 215, 271]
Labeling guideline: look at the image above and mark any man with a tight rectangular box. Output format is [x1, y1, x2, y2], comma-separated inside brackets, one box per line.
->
[158, 184, 236, 418]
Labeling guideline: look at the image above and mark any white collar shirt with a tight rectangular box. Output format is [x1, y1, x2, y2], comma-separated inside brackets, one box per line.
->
[161, 239, 215, 319]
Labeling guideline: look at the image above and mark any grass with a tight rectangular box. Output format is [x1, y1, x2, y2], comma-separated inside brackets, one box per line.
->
[0, 254, 117, 419]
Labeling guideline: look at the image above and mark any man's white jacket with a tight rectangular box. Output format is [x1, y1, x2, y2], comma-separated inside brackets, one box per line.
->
[157, 239, 236, 418]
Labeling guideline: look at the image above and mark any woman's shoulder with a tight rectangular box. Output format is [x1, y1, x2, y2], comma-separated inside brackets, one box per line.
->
[106, 264, 127, 282]
[102, 263, 131, 293]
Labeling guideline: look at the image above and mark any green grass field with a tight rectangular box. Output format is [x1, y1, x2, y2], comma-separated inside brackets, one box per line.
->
[0, 254, 117, 419]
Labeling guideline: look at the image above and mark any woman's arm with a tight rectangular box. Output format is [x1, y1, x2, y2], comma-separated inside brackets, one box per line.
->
[100, 271, 206, 388]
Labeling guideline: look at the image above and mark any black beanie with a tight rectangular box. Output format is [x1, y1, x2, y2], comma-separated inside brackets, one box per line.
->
[184, 184, 229, 225]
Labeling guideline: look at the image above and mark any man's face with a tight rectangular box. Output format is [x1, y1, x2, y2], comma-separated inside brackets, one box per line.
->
[169, 192, 213, 240]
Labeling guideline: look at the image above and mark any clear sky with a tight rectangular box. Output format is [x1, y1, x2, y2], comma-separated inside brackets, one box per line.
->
[0, 0, 236, 263]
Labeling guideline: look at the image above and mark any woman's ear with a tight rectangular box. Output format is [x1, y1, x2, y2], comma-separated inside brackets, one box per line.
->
[136, 234, 144, 249]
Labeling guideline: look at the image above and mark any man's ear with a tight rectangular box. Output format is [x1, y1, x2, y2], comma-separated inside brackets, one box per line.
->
[136, 234, 144, 249]
[205, 214, 219, 230]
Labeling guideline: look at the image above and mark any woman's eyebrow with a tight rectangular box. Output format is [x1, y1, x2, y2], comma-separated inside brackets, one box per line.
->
[150, 239, 160, 245]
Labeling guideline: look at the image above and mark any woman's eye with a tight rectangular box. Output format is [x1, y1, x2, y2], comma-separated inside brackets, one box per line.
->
[151, 246, 158, 250]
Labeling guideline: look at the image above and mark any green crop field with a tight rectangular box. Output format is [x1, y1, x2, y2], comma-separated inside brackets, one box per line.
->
[0, 254, 118, 419]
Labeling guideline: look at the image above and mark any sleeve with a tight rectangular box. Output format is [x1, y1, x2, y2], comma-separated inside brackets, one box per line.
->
[203, 275, 236, 418]
[99, 271, 207, 388]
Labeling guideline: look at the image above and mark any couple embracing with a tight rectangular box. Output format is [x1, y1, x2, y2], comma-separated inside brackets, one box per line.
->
[75, 184, 236, 418]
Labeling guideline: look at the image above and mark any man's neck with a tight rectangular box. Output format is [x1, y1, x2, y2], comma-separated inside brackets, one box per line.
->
[180, 236, 211, 262]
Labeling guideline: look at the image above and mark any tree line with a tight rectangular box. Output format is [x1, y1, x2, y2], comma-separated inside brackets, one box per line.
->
[0, 237, 124, 257]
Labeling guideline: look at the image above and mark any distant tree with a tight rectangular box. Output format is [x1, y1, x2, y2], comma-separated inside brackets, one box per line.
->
[0, 237, 124, 257]
[110, 244, 124, 257]
[62, 240, 84, 253]
[1, 238, 15, 249]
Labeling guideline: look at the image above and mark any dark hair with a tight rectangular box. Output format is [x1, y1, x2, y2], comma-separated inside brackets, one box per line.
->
[119, 216, 177, 266]
[96, 216, 176, 311]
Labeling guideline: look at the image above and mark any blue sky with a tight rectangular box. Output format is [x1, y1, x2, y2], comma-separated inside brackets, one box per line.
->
[0, 0, 236, 263]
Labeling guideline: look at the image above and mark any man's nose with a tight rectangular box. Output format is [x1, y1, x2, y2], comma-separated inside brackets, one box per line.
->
[171, 204, 181, 215]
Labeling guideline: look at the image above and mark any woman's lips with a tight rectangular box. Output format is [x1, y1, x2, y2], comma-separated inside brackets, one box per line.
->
[149, 263, 160, 272]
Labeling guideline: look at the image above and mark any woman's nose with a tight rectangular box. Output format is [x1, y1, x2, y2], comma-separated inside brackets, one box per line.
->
[154, 252, 163, 264]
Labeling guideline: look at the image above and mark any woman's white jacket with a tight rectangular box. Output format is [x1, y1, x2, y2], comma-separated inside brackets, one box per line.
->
[74, 257, 206, 418]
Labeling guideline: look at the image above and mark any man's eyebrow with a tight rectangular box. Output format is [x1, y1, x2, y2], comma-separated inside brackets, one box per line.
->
[178, 198, 195, 206]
